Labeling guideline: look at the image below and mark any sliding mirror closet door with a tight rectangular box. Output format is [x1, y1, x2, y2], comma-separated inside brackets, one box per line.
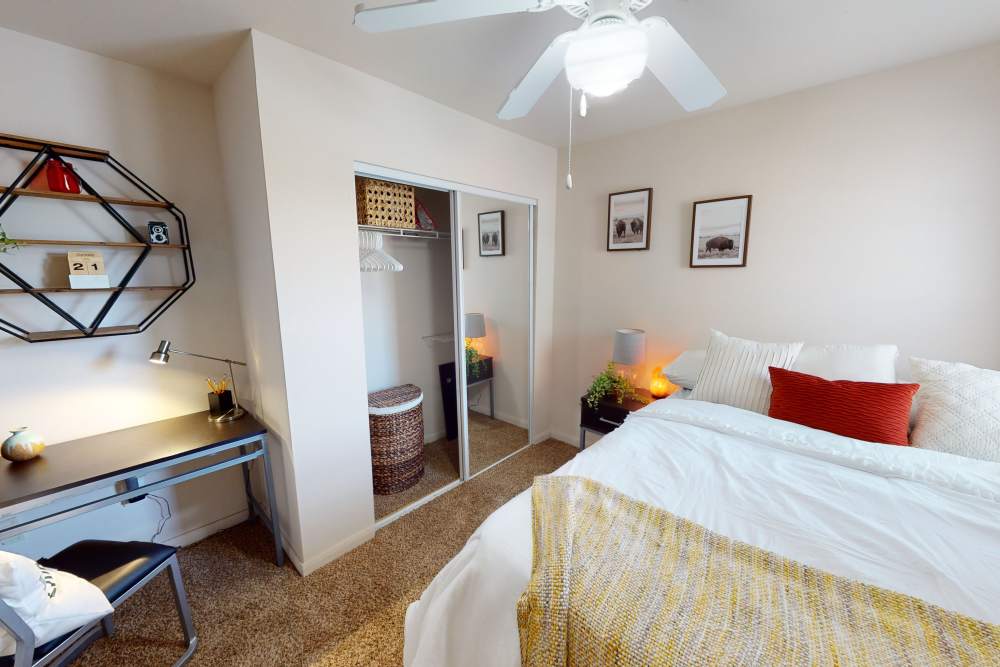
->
[461, 196, 532, 476]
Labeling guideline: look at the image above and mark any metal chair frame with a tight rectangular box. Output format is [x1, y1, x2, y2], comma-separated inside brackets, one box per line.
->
[0, 553, 197, 667]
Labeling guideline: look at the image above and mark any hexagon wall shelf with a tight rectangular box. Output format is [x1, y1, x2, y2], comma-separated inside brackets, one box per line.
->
[0, 132, 194, 342]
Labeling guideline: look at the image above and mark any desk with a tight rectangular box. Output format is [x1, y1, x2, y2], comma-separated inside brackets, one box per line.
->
[0, 411, 284, 566]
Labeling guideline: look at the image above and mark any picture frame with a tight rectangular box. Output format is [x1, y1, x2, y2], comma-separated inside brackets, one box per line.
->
[607, 188, 652, 251]
[690, 195, 753, 268]
[478, 210, 505, 257]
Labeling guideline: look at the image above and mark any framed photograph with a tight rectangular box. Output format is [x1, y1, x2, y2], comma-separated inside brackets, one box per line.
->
[607, 188, 652, 251]
[690, 195, 752, 267]
[478, 210, 505, 257]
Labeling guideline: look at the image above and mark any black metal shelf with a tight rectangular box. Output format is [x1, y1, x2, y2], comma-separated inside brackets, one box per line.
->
[0, 132, 196, 343]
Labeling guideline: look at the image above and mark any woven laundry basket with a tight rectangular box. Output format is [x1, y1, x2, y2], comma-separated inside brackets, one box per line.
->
[368, 384, 425, 495]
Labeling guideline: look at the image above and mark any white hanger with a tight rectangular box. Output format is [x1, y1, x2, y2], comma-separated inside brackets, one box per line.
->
[358, 230, 403, 273]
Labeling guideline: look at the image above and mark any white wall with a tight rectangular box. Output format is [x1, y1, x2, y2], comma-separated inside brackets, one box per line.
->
[0, 27, 247, 556]
[361, 235, 454, 442]
[212, 35, 304, 563]
[550, 42, 1000, 443]
[213, 30, 558, 574]
[460, 195, 531, 429]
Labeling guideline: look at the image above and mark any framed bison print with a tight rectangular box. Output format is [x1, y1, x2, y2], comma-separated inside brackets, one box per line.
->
[690, 195, 752, 267]
[607, 188, 652, 251]
[478, 210, 505, 256]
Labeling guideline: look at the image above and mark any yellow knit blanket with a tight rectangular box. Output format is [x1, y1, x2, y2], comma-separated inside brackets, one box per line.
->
[517, 476, 1000, 666]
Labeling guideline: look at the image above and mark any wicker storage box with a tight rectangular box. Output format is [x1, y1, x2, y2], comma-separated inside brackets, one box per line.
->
[355, 176, 416, 229]
[368, 384, 424, 495]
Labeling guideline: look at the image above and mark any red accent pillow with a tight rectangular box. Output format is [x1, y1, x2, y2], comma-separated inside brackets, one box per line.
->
[768, 367, 919, 446]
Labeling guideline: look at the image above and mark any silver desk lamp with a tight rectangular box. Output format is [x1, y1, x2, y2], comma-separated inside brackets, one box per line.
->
[149, 339, 247, 422]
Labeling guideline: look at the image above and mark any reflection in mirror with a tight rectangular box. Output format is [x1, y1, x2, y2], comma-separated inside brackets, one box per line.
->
[461, 196, 531, 475]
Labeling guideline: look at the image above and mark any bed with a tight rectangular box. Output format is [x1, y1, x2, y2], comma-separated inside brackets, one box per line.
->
[403, 397, 1000, 666]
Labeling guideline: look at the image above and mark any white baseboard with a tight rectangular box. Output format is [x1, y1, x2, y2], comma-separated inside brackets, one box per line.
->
[163, 509, 250, 548]
[551, 428, 583, 448]
[296, 525, 375, 576]
[424, 428, 446, 444]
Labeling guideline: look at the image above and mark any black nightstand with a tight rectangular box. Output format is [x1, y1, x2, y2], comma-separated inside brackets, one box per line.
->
[578, 388, 652, 449]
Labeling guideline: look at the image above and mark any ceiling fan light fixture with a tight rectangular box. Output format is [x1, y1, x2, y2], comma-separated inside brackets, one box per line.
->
[564, 22, 648, 98]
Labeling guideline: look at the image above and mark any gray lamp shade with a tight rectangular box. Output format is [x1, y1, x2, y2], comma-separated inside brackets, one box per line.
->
[612, 328, 646, 365]
[465, 313, 486, 339]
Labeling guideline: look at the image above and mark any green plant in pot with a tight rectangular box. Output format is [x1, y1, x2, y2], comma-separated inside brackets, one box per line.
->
[585, 362, 640, 409]
[465, 338, 482, 381]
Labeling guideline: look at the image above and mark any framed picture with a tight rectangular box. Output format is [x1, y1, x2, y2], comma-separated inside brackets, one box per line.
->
[478, 210, 505, 256]
[607, 188, 652, 251]
[690, 195, 753, 267]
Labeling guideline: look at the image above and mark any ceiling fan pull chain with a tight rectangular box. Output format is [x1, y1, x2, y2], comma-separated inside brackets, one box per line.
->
[566, 84, 574, 190]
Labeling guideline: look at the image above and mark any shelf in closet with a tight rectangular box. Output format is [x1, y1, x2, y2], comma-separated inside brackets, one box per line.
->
[0, 186, 170, 209]
[359, 224, 451, 240]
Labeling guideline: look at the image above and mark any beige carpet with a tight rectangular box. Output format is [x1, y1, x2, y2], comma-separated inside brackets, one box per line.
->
[373, 438, 459, 520]
[73, 438, 577, 667]
[468, 413, 529, 475]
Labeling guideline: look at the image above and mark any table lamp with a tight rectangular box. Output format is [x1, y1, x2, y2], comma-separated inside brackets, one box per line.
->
[149, 340, 247, 422]
[464, 313, 486, 340]
[612, 328, 646, 385]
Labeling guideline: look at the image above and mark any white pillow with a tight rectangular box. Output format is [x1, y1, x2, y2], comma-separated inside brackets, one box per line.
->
[910, 358, 1000, 462]
[0, 551, 113, 657]
[662, 350, 706, 389]
[690, 330, 803, 414]
[664, 344, 898, 387]
[792, 344, 898, 382]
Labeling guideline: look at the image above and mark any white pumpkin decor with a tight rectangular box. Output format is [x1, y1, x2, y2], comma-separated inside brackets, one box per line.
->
[2, 427, 45, 462]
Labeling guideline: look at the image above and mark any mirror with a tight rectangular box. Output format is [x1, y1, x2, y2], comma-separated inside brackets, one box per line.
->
[460, 196, 532, 475]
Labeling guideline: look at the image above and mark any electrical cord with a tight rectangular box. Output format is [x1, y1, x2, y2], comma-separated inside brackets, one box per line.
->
[147, 493, 172, 542]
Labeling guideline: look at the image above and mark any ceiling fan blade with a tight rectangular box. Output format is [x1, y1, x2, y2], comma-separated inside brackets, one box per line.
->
[498, 32, 574, 120]
[354, 0, 550, 33]
[642, 16, 726, 112]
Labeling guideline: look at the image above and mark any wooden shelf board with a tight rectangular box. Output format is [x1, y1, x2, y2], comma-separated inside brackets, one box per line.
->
[11, 239, 187, 249]
[0, 186, 169, 209]
[0, 286, 181, 296]
[27, 326, 140, 342]
[0, 132, 109, 160]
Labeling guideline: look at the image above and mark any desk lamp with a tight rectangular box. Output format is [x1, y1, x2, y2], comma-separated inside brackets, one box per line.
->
[149, 340, 247, 422]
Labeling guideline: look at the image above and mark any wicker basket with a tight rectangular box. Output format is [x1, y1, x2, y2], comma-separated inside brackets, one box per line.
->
[355, 176, 416, 229]
[368, 384, 424, 495]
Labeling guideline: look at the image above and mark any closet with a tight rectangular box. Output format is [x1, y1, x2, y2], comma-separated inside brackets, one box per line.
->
[356, 168, 536, 523]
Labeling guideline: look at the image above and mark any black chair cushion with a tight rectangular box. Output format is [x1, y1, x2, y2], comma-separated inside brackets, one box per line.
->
[37, 540, 176, 604]
[0, 633, 73, 667]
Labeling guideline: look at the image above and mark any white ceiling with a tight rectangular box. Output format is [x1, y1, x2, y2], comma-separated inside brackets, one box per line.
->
[2, 1, 1000, 147]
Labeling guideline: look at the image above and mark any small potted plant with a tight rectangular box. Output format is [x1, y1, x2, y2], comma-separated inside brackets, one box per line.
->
[465, 338, 492, 381]
[206, 377, 234, 418]
[584, 362, 640, 409]
[0, 224, 16, 254]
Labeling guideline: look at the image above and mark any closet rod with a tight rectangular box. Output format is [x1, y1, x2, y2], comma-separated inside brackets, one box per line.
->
[358, 224, 451, 240]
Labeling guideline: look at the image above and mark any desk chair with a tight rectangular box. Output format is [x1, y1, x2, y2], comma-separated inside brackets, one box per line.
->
[0, 541, 197, 667]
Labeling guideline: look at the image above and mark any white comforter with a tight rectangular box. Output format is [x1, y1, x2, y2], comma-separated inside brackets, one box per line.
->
[403, 399, 1000, 666]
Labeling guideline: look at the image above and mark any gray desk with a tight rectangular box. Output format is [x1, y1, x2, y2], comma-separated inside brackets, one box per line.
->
[0, 411, 284, 566]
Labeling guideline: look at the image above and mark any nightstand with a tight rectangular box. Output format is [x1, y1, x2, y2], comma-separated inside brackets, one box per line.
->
[578, 388, 652, 450]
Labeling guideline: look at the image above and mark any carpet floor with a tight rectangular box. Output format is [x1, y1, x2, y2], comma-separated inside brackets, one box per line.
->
[73, 438, 577, 667]
[468, 413, 529, 475]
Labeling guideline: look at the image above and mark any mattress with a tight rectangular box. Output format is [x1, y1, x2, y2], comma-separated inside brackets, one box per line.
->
[403, 398, 1000, 666]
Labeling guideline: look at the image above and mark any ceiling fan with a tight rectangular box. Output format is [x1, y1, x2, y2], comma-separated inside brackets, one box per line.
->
[354, 0, 727, 120]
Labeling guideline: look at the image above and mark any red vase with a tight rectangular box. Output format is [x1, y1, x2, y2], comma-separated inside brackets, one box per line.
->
[45, 160, 81, 194]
